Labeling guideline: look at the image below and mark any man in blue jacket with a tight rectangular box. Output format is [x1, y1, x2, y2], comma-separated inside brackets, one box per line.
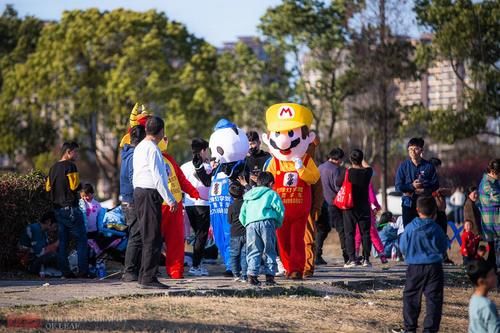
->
[395, 138, 439, 227]
[398, 196, 448, 333]
[120, 125, 146, 282]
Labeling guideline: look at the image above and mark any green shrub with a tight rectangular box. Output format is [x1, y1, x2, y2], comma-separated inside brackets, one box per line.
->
[0, 170, 51, 271]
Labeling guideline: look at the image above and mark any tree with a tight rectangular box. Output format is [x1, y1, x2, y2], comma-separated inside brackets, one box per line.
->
[259, 0, 364, 154]
[348, 0, 418, 210]
[410, 0, 500, 142]
[0, 5, 46, 160]
[0, 8, 224, 202]
[217, 40, 290, 131]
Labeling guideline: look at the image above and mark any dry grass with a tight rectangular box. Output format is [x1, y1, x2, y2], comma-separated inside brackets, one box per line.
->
[1, 283, 499, 333]
[0, 225, 485, 332]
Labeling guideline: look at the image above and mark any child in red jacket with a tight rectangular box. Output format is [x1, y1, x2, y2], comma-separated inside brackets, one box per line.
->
[461, 220, 481, 266]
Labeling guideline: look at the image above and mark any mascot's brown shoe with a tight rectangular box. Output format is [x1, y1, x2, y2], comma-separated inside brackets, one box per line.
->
[303, 270, 314, 278]
[289, 272, 303, 280]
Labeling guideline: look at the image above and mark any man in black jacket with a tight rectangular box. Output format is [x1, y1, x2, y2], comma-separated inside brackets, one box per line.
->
[245, 131, 271, 187]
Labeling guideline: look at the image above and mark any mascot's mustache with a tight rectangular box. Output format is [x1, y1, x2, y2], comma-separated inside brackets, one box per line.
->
[270, 137, 301, 155]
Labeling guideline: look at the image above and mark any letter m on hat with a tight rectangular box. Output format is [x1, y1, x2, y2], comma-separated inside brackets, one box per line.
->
[278, 105, 295, 119]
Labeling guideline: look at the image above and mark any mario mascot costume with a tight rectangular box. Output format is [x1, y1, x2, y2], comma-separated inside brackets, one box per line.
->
[194, 119, 249, 274]
[262, 103, 320, 279]
[159, 139, 200, 279]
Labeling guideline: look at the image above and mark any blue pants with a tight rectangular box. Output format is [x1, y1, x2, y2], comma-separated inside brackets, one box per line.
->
[230, 235, 247, 278]
[246, 220, 277, 276]
[55, 207, 88, 275]
[211, 213, 231, 270]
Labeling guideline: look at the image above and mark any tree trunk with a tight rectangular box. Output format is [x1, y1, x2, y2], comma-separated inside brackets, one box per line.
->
[380, 0, 389, 211]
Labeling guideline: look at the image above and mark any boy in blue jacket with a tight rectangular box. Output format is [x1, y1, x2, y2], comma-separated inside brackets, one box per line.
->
[239, 172, 284, 286]
[397, 196, 448, 333]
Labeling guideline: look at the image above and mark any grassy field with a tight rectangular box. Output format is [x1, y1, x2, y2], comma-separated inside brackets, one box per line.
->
[0, 227, 492, 332]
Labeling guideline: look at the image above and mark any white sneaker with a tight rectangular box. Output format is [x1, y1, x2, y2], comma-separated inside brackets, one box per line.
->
[199, 266, 209, 276]
[188, 266, 203, 276]
[344, 260, 358, 268]
[276, 257, 286, 276]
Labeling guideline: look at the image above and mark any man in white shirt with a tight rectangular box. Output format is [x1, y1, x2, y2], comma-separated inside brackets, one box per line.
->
[133, 116, 177, 289]
[181, 138, 212, 276]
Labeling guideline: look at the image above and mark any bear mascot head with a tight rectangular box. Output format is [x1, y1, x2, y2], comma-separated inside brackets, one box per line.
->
[209, 118, 249, 180]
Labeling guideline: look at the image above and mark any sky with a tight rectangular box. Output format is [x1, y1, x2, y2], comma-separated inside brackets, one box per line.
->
[5, 0, 423, 48]
[4, 0, 284, 47]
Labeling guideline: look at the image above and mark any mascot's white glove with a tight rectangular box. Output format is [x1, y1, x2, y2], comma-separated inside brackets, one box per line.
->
[293, 157, 304, 171]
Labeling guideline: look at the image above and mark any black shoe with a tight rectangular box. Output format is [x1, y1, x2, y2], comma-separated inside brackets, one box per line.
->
[122, 273, 138, 282]
[248, 275, 260, 286]
[139, 280, 169, 289]
[315, 256, 327, 265]
[223, 270, 233, 277]
[265, 275, 276, 286]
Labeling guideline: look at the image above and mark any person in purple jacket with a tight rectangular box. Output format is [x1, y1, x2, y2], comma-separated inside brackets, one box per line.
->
[318, 148, 347, 263]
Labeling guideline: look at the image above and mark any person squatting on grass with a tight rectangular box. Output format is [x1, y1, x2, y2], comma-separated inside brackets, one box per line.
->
[398, 196, 448, 333]
[239, 172, 285, 286]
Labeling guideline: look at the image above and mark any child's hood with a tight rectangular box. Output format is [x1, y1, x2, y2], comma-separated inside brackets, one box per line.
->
[411, 217, 439, 236]
[243, 186, 273, 201]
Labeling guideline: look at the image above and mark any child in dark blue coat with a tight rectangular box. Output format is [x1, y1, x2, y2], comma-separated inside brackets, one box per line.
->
[398, 196, 448, 333]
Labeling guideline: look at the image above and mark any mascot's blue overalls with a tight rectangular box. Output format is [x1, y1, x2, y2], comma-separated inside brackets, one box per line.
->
[209, 162, 244, 270]
[195, 119, 249, 272]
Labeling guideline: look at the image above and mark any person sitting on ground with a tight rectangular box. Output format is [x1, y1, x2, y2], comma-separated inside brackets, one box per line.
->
[466, 259, 500, 332]
[239, 172, 284, 286]
[397, 196, 448, 333]
[461, 220, 482, 266]
[228, 182, 247, 282]
[377, 211, 398, 259]
[18, 212, 59, 275]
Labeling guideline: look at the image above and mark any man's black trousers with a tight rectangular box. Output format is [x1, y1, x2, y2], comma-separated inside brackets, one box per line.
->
[134, 187, 163, 284]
